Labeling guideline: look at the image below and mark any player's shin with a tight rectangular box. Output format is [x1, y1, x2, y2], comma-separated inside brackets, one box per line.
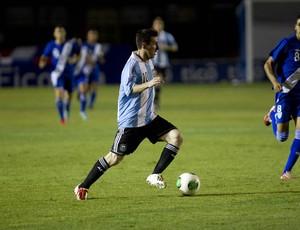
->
[283, 130, 300, 173]
[152, 143, 179, 174]
[80, 157, 110, 189]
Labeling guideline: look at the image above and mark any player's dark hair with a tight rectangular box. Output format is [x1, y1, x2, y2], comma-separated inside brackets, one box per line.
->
[54, 23, 65, 29]
[136, 28, 158, 49]
[87, 28, 99, 34]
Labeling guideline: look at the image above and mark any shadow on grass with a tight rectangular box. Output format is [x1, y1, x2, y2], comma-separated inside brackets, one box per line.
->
[197, 190, 300, 197]
[86, 190, 300, 200]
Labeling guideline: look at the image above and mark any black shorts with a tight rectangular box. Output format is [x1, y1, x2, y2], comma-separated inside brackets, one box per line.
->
[111, 115, 177, 155]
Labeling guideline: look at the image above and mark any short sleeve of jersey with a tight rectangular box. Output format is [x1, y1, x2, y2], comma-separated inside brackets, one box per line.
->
[121, 60, 136, 97]
[167, 33, 177, 46]
[42, 41, 54, 57]
[270, 38, 288, 63]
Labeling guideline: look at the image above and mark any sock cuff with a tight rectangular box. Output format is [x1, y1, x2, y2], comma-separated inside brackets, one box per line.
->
[276, 131, 289, 142]
[99, 157, 110, 171]
[295, 130, 300, 139]
[165, 143, 179, 154]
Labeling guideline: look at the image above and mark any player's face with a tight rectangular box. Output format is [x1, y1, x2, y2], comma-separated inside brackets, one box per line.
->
[87, 30, 98, 44]
[152, 20, 164, 33]
[295, 19, 300, 39]
[53, 27, 66, 41]
[145, 36, 159, 60]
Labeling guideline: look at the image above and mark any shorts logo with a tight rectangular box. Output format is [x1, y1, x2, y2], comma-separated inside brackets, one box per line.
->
[119, 144, 127, 152]
[276, 112, 282, 119]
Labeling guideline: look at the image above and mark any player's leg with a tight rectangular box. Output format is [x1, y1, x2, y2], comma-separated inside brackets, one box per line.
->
[264, 105, 277, 135]
[51, 74, 66, 125]
[77, 78, 88, 120]
[263, 106, 274, 126]
[281, 116, 300, 179]
[274, 103, 291, 143]
[78, 152, 123, 189]
[54, 87, 66, 125]
[63, 90, 70, 121]
[75, 128, 143, 200]
[88, 81, 98, 109]
[154, 129, 183, 172]
[74, 151, 122, 200]
[146, 116, 183, 188]
[88, 70, 100, 109]
[62, 76, 75, 121]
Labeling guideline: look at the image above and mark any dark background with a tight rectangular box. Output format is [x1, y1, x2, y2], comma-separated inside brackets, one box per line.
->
[0, 1, 242, 59]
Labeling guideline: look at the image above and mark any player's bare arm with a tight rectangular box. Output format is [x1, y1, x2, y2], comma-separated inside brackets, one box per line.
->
[132, 77, 165, 94]
[38, 55, 48, 69]
[68, 54, 79, 65]
[161, 44, 178, 52]
[264, 56, 282, 92]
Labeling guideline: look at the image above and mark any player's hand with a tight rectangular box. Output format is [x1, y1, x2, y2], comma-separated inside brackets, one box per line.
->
[272, 82, 282, 93]
[152, 76, 165, 86]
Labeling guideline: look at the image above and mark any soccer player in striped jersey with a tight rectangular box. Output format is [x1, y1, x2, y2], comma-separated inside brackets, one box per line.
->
[263, 14, 300, 180]
[74, 28, 183, 200]
[75, 29, 105, 120]
[39, 24, 79, 125]
[152, 16, 178, 109]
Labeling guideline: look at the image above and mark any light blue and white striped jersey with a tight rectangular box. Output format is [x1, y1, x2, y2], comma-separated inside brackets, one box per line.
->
[153, 30, 177, 68]
[117, 52, 157, 128]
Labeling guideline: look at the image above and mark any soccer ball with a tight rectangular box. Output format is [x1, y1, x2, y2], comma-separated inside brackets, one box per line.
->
[176, 172, 200, 196]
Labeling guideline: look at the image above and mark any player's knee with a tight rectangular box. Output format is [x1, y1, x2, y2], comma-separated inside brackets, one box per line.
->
[169, 129, 183, 147]
[105, 152, 124, 166]
[276, 131, 289, 142]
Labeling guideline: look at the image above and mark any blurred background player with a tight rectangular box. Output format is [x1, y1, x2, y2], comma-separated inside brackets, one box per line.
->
[75, 29, 105, 120]
[39, 24, 79, 125]
[152, 16, 178, 109]
[263, 14, 300, 180]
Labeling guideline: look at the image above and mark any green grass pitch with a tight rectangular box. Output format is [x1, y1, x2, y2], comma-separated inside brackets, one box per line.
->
[1, 82, 300, 229]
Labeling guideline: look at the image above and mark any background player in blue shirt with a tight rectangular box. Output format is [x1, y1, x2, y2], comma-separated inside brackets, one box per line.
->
[75, 29, 105, 120]
[39, 24, 79, 125]
[74, 28, 183, 200]
[263, 15, 300, 180]
[152, 16, 178, 109]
